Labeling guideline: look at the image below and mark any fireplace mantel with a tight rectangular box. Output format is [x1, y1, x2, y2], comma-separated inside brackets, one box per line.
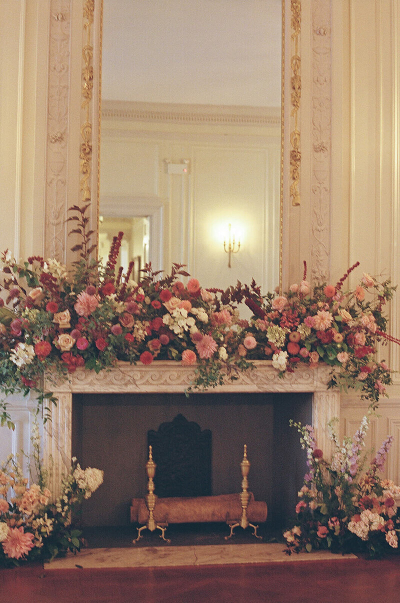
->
[43, 361, 340, 497]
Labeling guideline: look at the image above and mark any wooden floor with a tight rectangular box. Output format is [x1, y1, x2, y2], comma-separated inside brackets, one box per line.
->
[1, 556, 400, 603]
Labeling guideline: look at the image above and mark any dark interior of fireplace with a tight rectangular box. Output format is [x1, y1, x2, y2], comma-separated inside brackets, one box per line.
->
[72, 392, 311, 546]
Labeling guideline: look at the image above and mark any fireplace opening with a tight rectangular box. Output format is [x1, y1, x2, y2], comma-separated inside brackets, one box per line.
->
[72, 392, 311, 542]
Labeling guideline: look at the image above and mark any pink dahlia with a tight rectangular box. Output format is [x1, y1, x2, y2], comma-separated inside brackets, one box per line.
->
[74, 291, 99, 317]
[181, 349, 197, 365]
[313, 310, 333, 331]
[2, 527, 34, 560]
[195, 335, 218, 359]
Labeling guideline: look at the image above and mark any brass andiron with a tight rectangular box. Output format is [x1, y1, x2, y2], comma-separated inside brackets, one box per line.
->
[225, 444, 262, 540]
[133, 446, 170, 543]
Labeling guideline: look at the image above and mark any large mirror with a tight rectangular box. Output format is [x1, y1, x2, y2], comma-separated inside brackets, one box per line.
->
[99, 0, 283, 294]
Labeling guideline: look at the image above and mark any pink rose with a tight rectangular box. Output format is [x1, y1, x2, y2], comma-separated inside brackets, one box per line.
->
[272, 296, 288, 313]
[299, 280, 311, 295]
[243, 335, 257, 350]
[200, 289, 215, 303]
[289, 284, 299, 293]
[119, 312, 135, 329]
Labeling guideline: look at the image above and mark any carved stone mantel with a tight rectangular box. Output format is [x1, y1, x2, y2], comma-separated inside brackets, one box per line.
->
[43, 361, 340, 497]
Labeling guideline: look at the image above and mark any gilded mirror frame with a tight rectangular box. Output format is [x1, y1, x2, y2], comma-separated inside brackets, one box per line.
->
[81, 0, 302, 291]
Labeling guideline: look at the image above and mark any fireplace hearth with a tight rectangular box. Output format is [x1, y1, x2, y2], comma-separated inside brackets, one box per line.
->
[43, 361, 340, 529]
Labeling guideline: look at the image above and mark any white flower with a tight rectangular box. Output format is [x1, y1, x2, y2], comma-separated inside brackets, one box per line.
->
[272, 350, 288, 371]
[10, 343, 35, 367]
[219, 347, 228, 361]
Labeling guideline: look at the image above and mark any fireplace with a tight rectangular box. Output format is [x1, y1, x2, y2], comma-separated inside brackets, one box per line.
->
[43, 361, 340, 528]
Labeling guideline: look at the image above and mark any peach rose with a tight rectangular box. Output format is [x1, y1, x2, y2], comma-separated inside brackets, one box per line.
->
[53, 309, 71, 329]
[163, 297, 181, 312]
[28, 287, 43, 302]
[56, 333, 75, 352]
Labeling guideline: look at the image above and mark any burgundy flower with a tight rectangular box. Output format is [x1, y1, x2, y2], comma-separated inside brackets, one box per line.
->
[312, 448, 323, 459]
[101, 282, 115, 296]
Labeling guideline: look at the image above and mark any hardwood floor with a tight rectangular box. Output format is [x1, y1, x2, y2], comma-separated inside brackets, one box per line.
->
[1, 556, 400, 603]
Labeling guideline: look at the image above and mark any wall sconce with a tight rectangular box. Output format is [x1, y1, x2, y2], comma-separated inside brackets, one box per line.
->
[224, 223, 240, 268]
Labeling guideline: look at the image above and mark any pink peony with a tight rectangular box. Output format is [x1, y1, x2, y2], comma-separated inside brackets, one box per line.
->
[74, 291, 99, 317]
[181, 349, 197, 365]
[2, 526, 35, 559]
[195, 335, 218, 359]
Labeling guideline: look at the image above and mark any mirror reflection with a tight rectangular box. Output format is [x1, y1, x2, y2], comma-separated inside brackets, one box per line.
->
[100, 0, 282, 293]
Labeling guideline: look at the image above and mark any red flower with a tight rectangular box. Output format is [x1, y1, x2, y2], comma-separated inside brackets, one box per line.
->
[312, 448, 324, 459]
[21, 376, 37, 388]
[150, 317, 164, 331]
[34, 340, 52, 359]
[148, 339, 161, 351]
[324, 285, 336, 298]
[95, 337, 107, 351]
[46, 301, 58, 313]
[125, 333, 134, 343]
[355, 346, 374, 358]
[140, 351, 153, 365]
[159, 289, 172, 302]
[287, 342, 300, 356]
[101, 282, 115, 296]
[151, 300, 162, 309]
[136, 293, 145, 302]
[172, 281, 185, 296]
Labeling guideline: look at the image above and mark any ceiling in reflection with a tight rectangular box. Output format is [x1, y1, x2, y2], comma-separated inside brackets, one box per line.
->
[101, 0, 282, 107]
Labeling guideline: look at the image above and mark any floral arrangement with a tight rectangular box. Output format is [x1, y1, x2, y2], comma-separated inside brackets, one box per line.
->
[0, 203, 397, 427]
[284, 416, 400, 558]
[0, 420, 103, 567]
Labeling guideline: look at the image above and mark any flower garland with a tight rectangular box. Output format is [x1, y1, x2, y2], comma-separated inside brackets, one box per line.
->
[284, 416, 400, 558]
[0, 205, 397, 427]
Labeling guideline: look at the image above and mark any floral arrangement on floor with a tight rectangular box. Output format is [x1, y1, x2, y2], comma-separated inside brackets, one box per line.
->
[0, 419, 103, 567]
[0, 203, 397, 427]
[284, 416, 400, 558]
